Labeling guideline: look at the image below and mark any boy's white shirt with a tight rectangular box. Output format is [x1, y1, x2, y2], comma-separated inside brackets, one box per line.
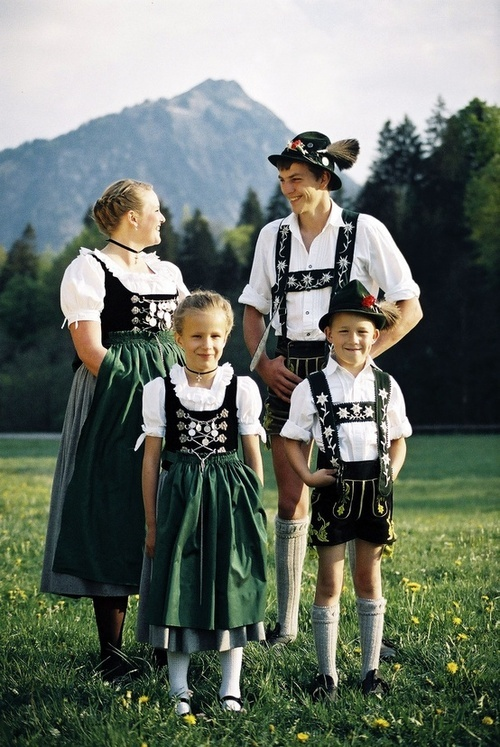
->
[280, 355, 412, 462]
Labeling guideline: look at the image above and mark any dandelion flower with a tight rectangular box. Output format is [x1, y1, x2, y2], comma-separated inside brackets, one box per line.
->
[411, 616, 420, 625]
[183, 713, 196, 725]
[454, 559, 462, 566]
[436, 708, 444, 715]
[297, 733, 310, 742]
[269, 725, 275, 734]
[452, 616, 462, 626]
[447, 662, 458, 674]
[126, 690, 132, 700]
[138, 695, 149, 705]
[406, 582, 421, 592]
[372, 717, 390, 729]
[482, 716, 494, 726]
[392, 663, 402, 672]
[457, 632, 468, 641]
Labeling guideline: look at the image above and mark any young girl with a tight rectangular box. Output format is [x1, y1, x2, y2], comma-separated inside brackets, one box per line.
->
[281, 280, 411, 701]
[136, 291, 267, 715]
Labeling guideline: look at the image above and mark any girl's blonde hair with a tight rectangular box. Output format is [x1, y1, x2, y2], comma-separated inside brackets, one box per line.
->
[173, 290, 234, 335]
[92, 179, 153, 235]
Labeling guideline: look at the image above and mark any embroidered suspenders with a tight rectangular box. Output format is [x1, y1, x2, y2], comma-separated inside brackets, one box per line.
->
[307, 367, 393, 500]
[271, 209, 359, 337]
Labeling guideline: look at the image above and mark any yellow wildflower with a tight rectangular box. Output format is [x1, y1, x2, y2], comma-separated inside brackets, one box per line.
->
[406, 582, 421, 592]
[436, 708, 444, 715]
[482, 716, 494, 726]
[138, 695, 149, 705]
[447, 662, 458, 674]
[452, 617, 462, 626]
[372, 717, 390, 729]
[411, 616, 420, 625]
[392, 662, 402, 672]
[269, 725, 275, 733]
[297, 733, 310, 742]
[183, 713, 196, 725]
[457, 632, 468, 641]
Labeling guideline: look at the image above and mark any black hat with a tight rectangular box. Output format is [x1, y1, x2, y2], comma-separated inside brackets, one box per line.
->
[268, 132, 359, 191]
[318, 280, 387, 331]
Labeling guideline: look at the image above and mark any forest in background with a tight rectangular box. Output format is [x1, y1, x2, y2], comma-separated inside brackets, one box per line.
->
[0, 97, 498, 431]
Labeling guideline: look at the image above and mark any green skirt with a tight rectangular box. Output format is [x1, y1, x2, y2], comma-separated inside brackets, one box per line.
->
[52, 330, 183, 588]
[148, 451, 267, 631]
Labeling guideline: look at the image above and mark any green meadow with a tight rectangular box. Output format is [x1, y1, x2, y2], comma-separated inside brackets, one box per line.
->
[0, 435, 498, 746]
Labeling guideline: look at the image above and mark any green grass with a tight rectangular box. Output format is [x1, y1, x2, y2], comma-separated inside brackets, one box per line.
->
[0, 435, 499, 746]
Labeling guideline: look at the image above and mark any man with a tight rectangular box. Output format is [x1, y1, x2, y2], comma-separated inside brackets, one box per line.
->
[239, 132, 422, 645]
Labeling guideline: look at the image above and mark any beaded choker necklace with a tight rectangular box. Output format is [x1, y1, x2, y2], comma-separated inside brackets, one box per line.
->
[108, 237, 143, 262]
[185, 365, 218, 383]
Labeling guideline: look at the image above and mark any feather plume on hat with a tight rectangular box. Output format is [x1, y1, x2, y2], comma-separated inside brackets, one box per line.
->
[324, 139, 360, 171]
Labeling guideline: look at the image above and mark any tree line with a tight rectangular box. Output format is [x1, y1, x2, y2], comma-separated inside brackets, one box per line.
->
[0, 97, 498, 431]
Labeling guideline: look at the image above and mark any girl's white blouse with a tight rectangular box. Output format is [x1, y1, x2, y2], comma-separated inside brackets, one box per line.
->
[60, 248, 189, 327]
[135, 363, 266, 448]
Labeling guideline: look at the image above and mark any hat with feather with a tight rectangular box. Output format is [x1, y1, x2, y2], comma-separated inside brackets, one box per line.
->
[268, 131, 359, 191]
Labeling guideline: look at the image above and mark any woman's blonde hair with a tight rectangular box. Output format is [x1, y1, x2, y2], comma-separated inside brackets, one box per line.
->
[173, 290, 234, 335]
[92, 179, 153, 235]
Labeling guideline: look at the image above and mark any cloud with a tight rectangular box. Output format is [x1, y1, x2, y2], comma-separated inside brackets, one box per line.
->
[1, 0, 498, 181]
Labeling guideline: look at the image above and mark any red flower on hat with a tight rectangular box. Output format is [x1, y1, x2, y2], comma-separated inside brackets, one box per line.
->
[361, 295, 377, 309]
[286, 139, 308, 157]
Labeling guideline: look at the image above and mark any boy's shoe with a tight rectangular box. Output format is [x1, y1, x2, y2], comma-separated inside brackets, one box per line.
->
[361, 669, 390, 697]
[310, 674, 338, 703]
[380, 638, 397, 661]
[263, 623, 296, 647]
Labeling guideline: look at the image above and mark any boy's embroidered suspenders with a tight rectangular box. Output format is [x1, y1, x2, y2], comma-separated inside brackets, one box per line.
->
[271, 209, 359, 337]
[307, 367, 393, 500]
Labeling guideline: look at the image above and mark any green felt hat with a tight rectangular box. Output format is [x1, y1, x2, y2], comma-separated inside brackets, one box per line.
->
[318, 280, 387, 331]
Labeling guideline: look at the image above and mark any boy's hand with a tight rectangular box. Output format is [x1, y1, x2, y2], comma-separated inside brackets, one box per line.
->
[305, 469, 337, 488]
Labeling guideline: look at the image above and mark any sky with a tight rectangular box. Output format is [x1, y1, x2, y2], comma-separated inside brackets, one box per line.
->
[1, 0, 499, 183]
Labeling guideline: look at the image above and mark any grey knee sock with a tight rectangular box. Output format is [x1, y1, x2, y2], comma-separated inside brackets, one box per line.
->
[274, 516, 309, 638]
[311, 603, 340, 686]
[357, 597, 386, 679]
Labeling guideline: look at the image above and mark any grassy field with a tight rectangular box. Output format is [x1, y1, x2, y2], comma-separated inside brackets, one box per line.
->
[0, 435, 498, 746]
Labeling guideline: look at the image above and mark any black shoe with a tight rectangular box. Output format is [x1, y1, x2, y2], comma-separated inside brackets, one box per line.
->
[361, 669, 389, 697]
[97, 652, 139, 682]
[380, 638, 397, 661]
[263, 623, 296, 647]
[310, 674, 338, 703]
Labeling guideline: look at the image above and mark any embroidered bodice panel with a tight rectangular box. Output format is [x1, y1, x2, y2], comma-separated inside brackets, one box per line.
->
[95, 257, 179, 338]
[164, 375, 238, 460]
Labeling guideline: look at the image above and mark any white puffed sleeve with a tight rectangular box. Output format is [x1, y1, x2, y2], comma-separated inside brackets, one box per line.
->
[134, 377, 166, 450]
[236, 376, 266, 442]
[280, 378, 317, 442]
[60, 250, 106, 327]
[388, 377, 412, 440]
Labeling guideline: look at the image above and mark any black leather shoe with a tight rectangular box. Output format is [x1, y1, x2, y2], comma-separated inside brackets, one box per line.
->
[310, 674, 338, 703]
[361, 669, 390, 696]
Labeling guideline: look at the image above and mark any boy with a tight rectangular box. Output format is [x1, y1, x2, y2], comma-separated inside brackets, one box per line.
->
[281, 280, 411, 700]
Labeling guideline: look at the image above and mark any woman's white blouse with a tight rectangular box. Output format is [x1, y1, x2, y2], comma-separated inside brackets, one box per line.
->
[281, 356, 411, 462]
[60, 248, 189, 327]
[135, 363, 266, 448]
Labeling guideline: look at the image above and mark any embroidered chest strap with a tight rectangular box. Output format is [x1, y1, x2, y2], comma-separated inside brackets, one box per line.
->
[307, 366, 392, 498]
[271, 209, 358, 337]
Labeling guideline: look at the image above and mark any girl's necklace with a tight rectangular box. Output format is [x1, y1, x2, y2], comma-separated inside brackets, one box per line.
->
[107, 237, 143, 263]
[185, 365, 218, 383]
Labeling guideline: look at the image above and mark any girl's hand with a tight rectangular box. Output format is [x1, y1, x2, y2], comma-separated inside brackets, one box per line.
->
[306, 469, 337, 488]
[145, 525, 156, 559]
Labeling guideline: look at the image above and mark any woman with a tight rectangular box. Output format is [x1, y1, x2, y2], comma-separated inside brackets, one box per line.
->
[40, 179, 189, 681]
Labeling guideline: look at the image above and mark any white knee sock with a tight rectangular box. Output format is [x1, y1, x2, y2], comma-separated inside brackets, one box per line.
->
[311, 603, 340, 686]
[219, 648, 243, 710]
[167, 650, 190, 699]
[357, 597, 386, 679]
[274, 516, 309, 638]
